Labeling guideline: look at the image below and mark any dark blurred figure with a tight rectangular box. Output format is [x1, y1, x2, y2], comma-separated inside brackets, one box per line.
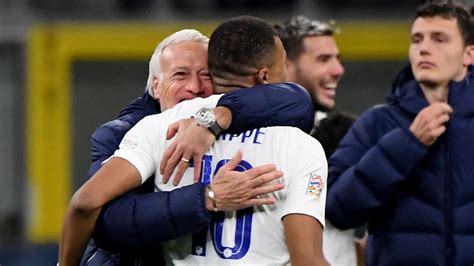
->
[312, 112, 356, 157]
[311, 112, 365, 266]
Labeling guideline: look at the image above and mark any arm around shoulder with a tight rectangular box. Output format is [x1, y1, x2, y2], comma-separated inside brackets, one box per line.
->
[93, 182, 212, 251]
[217, 82, 314, 133]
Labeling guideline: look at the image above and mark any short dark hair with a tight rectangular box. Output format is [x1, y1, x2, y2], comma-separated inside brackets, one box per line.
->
[208, 15, 278, 79]
[415, 1, 474, 45]
[274, 15, 337, 61]
[311, 112, 356, 157]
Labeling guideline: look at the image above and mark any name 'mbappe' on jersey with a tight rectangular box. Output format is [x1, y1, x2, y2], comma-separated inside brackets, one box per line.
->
[111, 95, 327, 265]
[218, 128, 266, 145]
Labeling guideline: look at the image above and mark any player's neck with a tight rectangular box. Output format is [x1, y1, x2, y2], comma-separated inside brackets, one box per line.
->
[212, 75, 254, 93]
[420, 82, 449, 104]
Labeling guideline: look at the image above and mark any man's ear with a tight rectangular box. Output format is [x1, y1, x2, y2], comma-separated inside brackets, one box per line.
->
[256, 67, 270, 84]
[466, 45, 474, 66]
[152, 77, 161, 100]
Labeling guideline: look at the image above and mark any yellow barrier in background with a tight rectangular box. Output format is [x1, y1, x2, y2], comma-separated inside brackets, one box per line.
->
[26, 21, 409, 242]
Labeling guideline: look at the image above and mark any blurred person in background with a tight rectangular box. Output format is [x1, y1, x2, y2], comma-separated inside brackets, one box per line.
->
[65, 28, 314, 265]
[311, 112, 364, 265]
[274, 15, 345, 131]
[274, 15, 361, 266]
[312, 112, 356, 159]
[327, 1, 474, 265]
[61, 15, 327, 265]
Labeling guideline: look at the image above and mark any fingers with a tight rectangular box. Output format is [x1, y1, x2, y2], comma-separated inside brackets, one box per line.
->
[423, 102, 452, 119]
[219, 196, 280, 211]
[242, 164, 277, 180]
[437, 114, 450, 125]
[434, 102, 452, 114]
[172, 155, 192, 186]
[216, 151, 243, 174]
[249, 169, 283, 188]
[410, 102, 453, 146]
[162, 147, 186, 184]
[431, 125, 446, 140]
[232, 195, 281, 210]
[166, 121, 180, 140]
[165, 149, 191, 186]
[161, 142, 177, 181]
[247, 196, 278, 207]
[170, 154, 191, 186]
[193, 154, 203, 183]
[248, 182, 285, 199]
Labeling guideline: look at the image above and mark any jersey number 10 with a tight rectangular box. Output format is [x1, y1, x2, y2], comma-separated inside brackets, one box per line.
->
[191, 155, 254, 259]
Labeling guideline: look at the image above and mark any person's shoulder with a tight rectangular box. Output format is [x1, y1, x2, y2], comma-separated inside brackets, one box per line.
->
[116, 93, 158, 118]
[92, 119, 131, 140]
[256, 82, 306, 92]
[178, 94, 222, 107]
[267, 126, 322, 148]
[356, 103, 394, 124]
[163, 95, 222, 117]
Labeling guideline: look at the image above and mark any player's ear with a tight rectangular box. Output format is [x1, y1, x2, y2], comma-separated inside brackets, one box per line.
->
[463, 45, 474, 66]
[256, 67, 270, 84]
[152, 76, 161, 100]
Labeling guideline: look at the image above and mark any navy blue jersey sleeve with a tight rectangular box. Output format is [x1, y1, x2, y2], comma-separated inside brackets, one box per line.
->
[86, 120, 211, 252]
[93, 182, 211, 251]
[218, 82, 314, 133]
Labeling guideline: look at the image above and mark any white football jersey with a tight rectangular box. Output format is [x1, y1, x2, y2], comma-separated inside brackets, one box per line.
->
[112, 95, 327, 265]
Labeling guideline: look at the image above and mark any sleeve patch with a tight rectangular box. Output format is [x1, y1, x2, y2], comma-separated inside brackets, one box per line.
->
[306, 172, 324, 200]
[121, 137, 139, 149]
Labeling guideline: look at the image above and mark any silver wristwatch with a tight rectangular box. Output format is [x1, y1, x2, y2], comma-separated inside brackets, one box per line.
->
[195, 107, 223, 137]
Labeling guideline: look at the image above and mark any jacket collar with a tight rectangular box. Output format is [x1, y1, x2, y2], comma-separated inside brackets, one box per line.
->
[117, 92, 161, 119]
[387, 64, 474, 116]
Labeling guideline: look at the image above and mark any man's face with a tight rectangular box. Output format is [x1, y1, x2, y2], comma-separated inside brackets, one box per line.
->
[153, 41, 213, 111]
[288, 35, 344, 111]
[409, 16, 471, 86]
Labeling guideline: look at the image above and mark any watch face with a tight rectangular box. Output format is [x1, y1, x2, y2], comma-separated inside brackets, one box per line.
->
[196, 108, 216, 127]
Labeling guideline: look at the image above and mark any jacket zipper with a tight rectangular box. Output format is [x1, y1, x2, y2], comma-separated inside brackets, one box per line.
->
[444, 116, 453, 266]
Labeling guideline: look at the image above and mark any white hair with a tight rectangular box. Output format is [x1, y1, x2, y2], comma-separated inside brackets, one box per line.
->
[145, 29, 209, 97]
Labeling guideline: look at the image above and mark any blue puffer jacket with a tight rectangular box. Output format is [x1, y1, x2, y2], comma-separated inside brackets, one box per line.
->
[327, 65, 474, 266]
[82, 83, 314, 265]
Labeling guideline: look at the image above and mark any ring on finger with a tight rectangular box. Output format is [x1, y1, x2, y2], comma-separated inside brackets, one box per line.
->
[181, 157, 190, 164]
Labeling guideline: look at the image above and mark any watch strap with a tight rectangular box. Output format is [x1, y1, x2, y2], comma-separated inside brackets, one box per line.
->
[208, 120, 223, 137]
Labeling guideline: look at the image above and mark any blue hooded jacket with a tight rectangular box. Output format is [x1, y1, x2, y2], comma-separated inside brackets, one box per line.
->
[326, 65, 474, 266]
[82, 82, 314, 265]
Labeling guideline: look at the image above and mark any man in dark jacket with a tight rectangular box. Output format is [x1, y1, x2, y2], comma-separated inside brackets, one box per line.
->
[327, 1, 474, 265]
[74, 29, 314, 265]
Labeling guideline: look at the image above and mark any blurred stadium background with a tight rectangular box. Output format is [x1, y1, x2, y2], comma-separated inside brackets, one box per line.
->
[1, 0, 471, 264]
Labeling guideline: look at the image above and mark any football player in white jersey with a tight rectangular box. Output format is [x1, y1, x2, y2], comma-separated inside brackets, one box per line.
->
[116, 96, 328, 265]
[61, 16, 328, 265]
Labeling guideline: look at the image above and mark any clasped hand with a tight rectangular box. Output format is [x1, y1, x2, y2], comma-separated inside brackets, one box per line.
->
[160, 118, 284, 210]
